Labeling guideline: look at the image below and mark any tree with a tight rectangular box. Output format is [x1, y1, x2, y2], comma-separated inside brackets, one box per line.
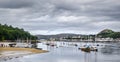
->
[0, 23, 37, 41]
[110, 32, 120, 39]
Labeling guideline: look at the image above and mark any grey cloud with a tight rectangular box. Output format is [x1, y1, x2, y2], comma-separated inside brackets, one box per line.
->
[0, 0, 35, 8]
[0, 0, 120, 35]
[51, 0, 120, 20]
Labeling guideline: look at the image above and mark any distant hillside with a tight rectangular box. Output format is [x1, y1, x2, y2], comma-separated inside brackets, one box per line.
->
[0, 24, 37, 41]
[98, 29, 114, 34]
[36, 29, 120, 40]
[36, 33, 81, 40]
[97, 29, 120, 38]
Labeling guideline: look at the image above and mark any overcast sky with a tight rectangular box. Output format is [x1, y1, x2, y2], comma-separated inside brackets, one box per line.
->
[0, 0, 120, 35]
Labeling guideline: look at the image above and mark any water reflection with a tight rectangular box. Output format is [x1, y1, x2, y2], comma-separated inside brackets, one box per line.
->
[101, 44, 120, 55]
[2, 42, 120, 62]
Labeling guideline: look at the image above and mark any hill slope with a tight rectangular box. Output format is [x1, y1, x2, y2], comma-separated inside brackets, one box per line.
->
[0, 24, 36, 41]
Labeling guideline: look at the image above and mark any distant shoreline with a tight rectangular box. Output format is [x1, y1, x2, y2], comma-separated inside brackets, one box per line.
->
[40, 40, 120, 43]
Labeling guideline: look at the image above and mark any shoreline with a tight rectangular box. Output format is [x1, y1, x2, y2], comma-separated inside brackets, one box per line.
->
[0, 47, 48, 61]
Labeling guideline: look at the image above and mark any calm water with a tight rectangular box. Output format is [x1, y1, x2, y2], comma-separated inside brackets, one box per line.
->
[1, 41, 120, 62]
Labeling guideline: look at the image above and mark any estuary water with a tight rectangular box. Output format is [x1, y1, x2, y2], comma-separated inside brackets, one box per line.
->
[2, 41, 120, 62]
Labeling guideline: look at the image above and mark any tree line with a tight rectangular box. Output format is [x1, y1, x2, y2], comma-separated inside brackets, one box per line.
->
[0, 24, 37, 41]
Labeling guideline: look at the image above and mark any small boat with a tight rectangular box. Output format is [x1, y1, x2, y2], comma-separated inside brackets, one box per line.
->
[50, 43, 57, 47]
[51, 44, 55, 46]
[75, 44, 78, 47]
[80, 47, 91, 52]
[78, 46, 98, 52]
[96, 44, 99, 46]
[46, 43, 50, 46]
[90, 47, 98, 51]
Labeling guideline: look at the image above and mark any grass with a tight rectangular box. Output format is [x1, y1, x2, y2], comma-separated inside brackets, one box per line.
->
[0, 47, 48, 54]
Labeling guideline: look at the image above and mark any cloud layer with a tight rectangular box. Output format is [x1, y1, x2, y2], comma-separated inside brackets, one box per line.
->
[0, 0, 120, 35]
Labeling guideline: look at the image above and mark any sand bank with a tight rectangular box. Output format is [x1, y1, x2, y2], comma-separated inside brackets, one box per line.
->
[0, 47, 48, 61]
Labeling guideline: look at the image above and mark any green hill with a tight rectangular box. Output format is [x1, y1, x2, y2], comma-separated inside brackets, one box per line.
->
[97, 29, 120, 39]
[0, 24, 37, 41]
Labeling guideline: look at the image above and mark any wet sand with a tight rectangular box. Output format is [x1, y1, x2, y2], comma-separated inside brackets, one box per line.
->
[0, 47, 48, 61]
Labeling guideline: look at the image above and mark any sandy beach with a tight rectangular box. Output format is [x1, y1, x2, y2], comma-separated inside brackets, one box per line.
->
[0, 47, 48, 61]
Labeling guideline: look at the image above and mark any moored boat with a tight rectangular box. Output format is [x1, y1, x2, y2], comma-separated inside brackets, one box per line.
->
[78, 46, 98, 52]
